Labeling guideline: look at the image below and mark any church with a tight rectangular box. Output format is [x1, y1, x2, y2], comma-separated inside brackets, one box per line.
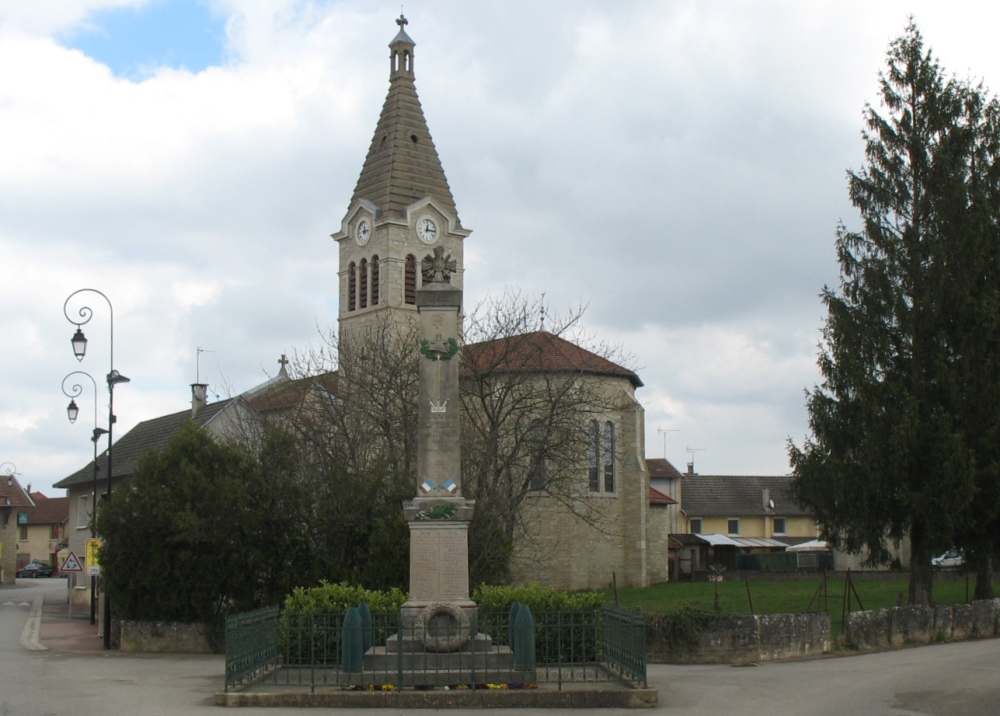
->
[54, 16, 670, 595]
[326, 16, 667, 591]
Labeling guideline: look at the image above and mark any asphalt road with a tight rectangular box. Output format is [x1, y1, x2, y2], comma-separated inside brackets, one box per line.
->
[2, 579, 998, 715]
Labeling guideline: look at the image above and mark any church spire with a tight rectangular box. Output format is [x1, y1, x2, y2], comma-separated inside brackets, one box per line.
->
[350, 15, 459, 222]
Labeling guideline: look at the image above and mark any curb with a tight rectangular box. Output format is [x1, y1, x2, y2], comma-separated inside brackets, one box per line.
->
[215, 687, 658, 709]
[19, 594, 47, 651]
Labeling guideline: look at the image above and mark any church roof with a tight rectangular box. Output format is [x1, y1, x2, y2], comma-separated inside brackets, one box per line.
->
[463, 331, 643, 388]
[350, 17, 460, 222]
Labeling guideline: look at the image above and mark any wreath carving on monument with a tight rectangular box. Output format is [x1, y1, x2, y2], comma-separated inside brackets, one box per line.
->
[418, 602, 471, 652]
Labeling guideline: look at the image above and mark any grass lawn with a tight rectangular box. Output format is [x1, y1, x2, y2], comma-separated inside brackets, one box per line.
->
[602, 575, 998, 634]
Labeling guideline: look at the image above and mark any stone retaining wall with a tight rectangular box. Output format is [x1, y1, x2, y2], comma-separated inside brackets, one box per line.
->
[119, 620, 217, 653]
[650, 599, 999, 663]
[843, 599, 1000, 650]
[648, 612, 832, 664]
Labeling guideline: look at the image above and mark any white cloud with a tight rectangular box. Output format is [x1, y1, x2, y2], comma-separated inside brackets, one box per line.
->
[3, 0, 1000, 493]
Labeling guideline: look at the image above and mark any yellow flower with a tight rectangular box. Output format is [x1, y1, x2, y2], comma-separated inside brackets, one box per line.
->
[381, 684, 395, 691]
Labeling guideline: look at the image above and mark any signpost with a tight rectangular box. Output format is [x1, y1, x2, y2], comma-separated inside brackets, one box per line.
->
[61, 551, 83, 572]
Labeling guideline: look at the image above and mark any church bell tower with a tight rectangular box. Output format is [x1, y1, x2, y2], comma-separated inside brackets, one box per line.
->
[331, 15, 471, 341]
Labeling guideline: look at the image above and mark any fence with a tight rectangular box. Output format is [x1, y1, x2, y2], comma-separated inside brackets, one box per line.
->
[225, 605, 646, 692]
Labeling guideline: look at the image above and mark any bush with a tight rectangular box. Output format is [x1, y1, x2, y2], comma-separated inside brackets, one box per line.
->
[279, 582, 406, 665]
[646, 604, 726, 649]
[473, 583, 606, 663]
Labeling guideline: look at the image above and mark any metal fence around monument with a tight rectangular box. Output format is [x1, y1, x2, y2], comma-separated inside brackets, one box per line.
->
[224, 606, 646, 692]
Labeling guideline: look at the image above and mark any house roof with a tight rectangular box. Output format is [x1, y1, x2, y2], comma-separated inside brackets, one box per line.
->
[54, 399, 236, 489]
[463, 331, 642, 388]
[648, 486, 677, 505]
[646, 458, 683, 479]
[0, 476, 34, 509]
[681, 474, 810, 517]
[24, 496, 69, 525]
[350, 20, 460, 222]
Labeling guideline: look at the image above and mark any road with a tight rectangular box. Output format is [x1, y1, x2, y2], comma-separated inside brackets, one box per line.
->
[1, 579, 998, 715]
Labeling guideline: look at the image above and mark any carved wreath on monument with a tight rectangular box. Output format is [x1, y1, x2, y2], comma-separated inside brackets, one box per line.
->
[418, 602, 471, 652]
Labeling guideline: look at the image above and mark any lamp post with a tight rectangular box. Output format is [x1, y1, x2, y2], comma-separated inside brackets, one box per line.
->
[63, 289, 129, 650]
[61, 371, 108, 625]
[1, 462, 16, 486]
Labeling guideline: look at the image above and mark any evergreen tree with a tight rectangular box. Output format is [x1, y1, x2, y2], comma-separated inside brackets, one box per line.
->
[790, 22, 1000, 605]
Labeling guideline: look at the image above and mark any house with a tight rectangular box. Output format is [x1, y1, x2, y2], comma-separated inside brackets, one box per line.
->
[15, 493, 69, 571]
[677, 472, 818, 575]
[0, 474, 34, 585]
[53, 386, 263, 608]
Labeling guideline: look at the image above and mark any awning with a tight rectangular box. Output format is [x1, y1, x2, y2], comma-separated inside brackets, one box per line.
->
[731, 537, 789, 549]
[696, 533, 741, 547]
[786, 539, 830, 552]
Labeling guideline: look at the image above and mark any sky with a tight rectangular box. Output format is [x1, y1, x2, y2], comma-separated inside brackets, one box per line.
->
[3, 0, 1000, 496]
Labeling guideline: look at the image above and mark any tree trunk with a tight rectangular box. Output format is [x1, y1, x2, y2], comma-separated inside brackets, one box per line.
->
[972, 550, 995, 601]
[908, 528, 934, 606]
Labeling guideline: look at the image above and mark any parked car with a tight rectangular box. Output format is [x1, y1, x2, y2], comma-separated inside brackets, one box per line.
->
[15, 562, 54, 578]
[931, 549, 964, 568]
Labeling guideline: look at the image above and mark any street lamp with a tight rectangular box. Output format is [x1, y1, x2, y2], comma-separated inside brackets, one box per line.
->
[61, 371, 109, 625]
[0, 462, 16, 487]
[63, 288, 129, 650]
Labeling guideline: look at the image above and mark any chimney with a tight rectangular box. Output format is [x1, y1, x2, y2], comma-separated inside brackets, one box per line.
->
[686, 462, 695, 475]
[762, 488, 771, 512]
[191, 383, 208, 418]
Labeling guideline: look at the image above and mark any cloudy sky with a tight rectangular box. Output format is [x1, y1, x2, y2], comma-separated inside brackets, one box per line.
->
[2, 0, 999, 495]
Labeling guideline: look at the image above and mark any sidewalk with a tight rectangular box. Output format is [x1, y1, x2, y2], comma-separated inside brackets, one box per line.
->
[39, 599, 109, 655]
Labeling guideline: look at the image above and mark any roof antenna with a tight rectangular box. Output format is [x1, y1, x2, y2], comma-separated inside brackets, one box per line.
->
[539, 292, 546, 332]
[657, 427, 678, 460]
[686, 446, 705, 474]
[196, 346, 214, 384]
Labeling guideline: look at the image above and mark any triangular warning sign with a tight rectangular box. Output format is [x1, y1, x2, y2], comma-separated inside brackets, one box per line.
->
[61, 552, 83, 572]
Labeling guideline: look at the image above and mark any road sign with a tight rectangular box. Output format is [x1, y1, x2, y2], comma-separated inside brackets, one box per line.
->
[61, 551, 83, 572]
[86, 538, 101, 576]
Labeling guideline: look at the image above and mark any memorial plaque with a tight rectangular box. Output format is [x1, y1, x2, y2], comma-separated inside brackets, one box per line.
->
[409, 524, 470, 600]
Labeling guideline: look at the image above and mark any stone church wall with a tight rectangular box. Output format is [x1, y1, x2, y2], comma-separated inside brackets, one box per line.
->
[508, 376, 650, 591]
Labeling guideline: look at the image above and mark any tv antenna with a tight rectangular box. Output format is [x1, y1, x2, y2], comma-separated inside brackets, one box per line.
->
[196, 346, 214, 384]
[657, 427, 678, 460]
[686, 446, 705, 473]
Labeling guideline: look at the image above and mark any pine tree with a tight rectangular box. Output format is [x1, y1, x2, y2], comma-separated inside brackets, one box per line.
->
[790, 21, 1000, 605]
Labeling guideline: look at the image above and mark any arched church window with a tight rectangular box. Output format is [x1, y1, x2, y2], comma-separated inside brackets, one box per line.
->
[359, 258, 368, 309]
[588, 419, 599, 492]
[371, 255, 380, 305]
[603, 421, 615, 493]
[405, 254, 417, 305]
[348, 261, 357, 311]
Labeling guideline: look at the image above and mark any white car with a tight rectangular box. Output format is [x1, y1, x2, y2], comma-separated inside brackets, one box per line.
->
[931, 549, 964, 568]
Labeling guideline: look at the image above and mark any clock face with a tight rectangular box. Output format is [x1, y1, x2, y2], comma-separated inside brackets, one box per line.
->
[417, 217, 438, 244]
[356, 219, 371, 246]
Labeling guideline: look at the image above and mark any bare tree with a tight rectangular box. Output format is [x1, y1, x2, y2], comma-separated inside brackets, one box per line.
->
[460, 291, 639, 584]
[272, 293, 638, 587]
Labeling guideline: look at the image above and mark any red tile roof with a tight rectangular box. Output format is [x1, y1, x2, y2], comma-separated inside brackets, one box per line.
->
[25, 496, 69, 525]
[463, 331, 642, 388]
[0, 477, 34, 509]
[648, 486, 677, 505]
